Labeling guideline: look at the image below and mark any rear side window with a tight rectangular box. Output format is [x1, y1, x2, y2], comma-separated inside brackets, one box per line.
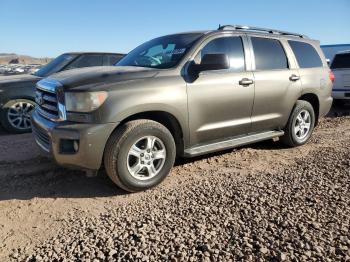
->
[331, 53, 350, 69]
[251, 37, 288, 70]
[288, 41, 323, 68]
[199, 36, 245, 71]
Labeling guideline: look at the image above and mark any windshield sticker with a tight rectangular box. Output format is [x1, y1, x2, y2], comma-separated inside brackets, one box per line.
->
[166, 48, 186, 55]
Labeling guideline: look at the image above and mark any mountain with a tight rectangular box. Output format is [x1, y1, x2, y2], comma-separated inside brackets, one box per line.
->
[0, 54, 52, 65]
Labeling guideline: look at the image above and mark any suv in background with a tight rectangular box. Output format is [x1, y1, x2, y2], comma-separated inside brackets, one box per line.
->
[32, 25, 333, 192]
[330, 51, 350, 103]
[0, 52, 124, 133]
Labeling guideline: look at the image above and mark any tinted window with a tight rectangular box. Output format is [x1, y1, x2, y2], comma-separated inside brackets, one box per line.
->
[106, 54, 123, 65]
[117, 33, 203, 69]
[65, 54, 103, 70]
[331, 53, 350, 69]
[199, 37, 245, 71]
[252, 37, 288, 70]
[288, 41, 323, 68]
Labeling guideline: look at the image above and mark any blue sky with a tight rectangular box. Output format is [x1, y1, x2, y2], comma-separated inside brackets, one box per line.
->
[0, 0, 349, 58]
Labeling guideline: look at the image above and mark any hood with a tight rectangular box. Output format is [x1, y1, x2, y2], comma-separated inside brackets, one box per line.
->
[0, 74, 41, 84]
[48, 66, 159, 89]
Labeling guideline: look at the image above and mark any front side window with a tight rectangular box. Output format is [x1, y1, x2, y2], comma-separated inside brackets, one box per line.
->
[65, 54, 103, 70]
[331, 53, 350, 69]
[288, 40, 323, 68]
[117, 33, 203, 69]
[198, 36, 245, 71]
[251, 37, 289, 70]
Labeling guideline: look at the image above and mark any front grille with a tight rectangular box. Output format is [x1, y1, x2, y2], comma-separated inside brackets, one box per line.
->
[32, 123, 50, 152]
[35, 89, 59, 119]
[35, 79, 65, 121]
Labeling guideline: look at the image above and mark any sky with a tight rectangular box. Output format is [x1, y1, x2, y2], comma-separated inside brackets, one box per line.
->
[0, 0, 349, 58]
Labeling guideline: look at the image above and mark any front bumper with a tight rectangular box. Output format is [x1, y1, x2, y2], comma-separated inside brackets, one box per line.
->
[31, 110, 118, 170]
[332, 89, 350, 100]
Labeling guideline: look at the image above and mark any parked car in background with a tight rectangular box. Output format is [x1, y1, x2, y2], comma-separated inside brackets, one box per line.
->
[0, 52, 124, 133]
[31, 25, 333, 192]
[330, 51, 350, 103]
[321, 44, 350, 64]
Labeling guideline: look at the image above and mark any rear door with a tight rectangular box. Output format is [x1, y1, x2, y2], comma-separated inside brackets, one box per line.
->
[249, 36, 302, 132]
[187, 34, 255, 146]
[330, 53, 350, 96]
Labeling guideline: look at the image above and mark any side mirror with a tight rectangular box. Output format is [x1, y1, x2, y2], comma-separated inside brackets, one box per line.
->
[194, 53, 230, 72]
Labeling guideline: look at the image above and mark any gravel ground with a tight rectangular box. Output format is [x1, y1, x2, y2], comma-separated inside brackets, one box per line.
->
[0, 106, 349, 261]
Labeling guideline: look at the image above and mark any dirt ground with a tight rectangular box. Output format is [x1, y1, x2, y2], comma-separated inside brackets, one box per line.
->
[0, 103, 349, 261]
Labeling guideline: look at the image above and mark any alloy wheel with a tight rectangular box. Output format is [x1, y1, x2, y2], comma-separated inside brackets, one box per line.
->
[127, 136, 166, 180]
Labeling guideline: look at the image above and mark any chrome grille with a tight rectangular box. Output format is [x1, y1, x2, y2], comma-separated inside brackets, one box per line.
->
[35, 89, 58, 118]
[35, 79, 66, 121]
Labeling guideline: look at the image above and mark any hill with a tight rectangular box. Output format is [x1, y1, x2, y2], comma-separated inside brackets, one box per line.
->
[0, 54, 52, 65]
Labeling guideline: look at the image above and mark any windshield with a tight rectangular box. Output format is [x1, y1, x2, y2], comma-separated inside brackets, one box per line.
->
[117, 33, 203, 69]
[34, 54, 77, 77]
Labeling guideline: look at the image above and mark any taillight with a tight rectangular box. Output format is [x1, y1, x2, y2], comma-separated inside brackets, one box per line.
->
[329, 70, 335, 83]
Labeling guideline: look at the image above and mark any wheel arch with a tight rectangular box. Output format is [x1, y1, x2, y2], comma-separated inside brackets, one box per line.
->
[117, 110, 185, 157]
[297, 93, 320, 126]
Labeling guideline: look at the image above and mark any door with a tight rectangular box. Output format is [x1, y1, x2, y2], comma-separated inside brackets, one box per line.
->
[249, 36, 302, 132]
[187, 35, 255, 146]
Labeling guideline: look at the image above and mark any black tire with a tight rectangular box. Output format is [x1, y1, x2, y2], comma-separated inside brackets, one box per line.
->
[281, 100, 315, 147]
[104, 119, 176, 192]
[0, 99, 35, 134]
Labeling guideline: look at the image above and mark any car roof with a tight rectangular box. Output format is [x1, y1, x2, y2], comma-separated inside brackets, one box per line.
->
[336, 50, 350, 55]
[63, 52, 125, 56]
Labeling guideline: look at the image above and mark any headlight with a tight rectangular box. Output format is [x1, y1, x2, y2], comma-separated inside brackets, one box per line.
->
[65, 91, 108, 112]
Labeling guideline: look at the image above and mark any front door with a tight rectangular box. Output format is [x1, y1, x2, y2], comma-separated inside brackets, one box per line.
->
[187, 35, 255, 146]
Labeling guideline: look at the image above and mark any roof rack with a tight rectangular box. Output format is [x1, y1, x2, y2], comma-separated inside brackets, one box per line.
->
[217, 25, 308, 38]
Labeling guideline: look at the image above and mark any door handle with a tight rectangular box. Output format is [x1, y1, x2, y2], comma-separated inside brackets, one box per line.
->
[239, 78, 254, 86]
[289, 74, 300, 81]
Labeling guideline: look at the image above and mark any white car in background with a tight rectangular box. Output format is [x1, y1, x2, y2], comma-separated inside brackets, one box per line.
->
[330, 51, 350, 103]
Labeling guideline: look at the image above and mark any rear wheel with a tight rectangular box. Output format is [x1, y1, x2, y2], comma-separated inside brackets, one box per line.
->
[104, 120, 176, 192]
[0, 99, 35, 133]
[281, 100, 315, 147]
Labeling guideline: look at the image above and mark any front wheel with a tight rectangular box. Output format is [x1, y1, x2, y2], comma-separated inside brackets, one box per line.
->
[281, 100, 315, 147]
[104, 120, 176, 192]
[0, 99, 35, 133]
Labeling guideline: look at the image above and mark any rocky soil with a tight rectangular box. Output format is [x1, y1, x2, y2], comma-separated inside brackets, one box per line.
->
[0, 106, 349, 261]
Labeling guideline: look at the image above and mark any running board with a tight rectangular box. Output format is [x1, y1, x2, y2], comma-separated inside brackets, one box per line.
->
[184, 130, 284, 157]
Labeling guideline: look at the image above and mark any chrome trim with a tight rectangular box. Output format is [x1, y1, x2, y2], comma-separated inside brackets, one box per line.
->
[58, 103, 67, 120]
[37, 79, 60, 93]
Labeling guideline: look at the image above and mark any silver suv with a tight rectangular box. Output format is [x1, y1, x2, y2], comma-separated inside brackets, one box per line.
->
[330, 51, 350, 102]
[31, 25, 333, 192]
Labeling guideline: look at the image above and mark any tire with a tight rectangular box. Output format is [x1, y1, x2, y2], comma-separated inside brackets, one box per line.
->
[281, 100, 315, 147]
[104, 119, 176, 192]
[0, 99, 35, 134]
